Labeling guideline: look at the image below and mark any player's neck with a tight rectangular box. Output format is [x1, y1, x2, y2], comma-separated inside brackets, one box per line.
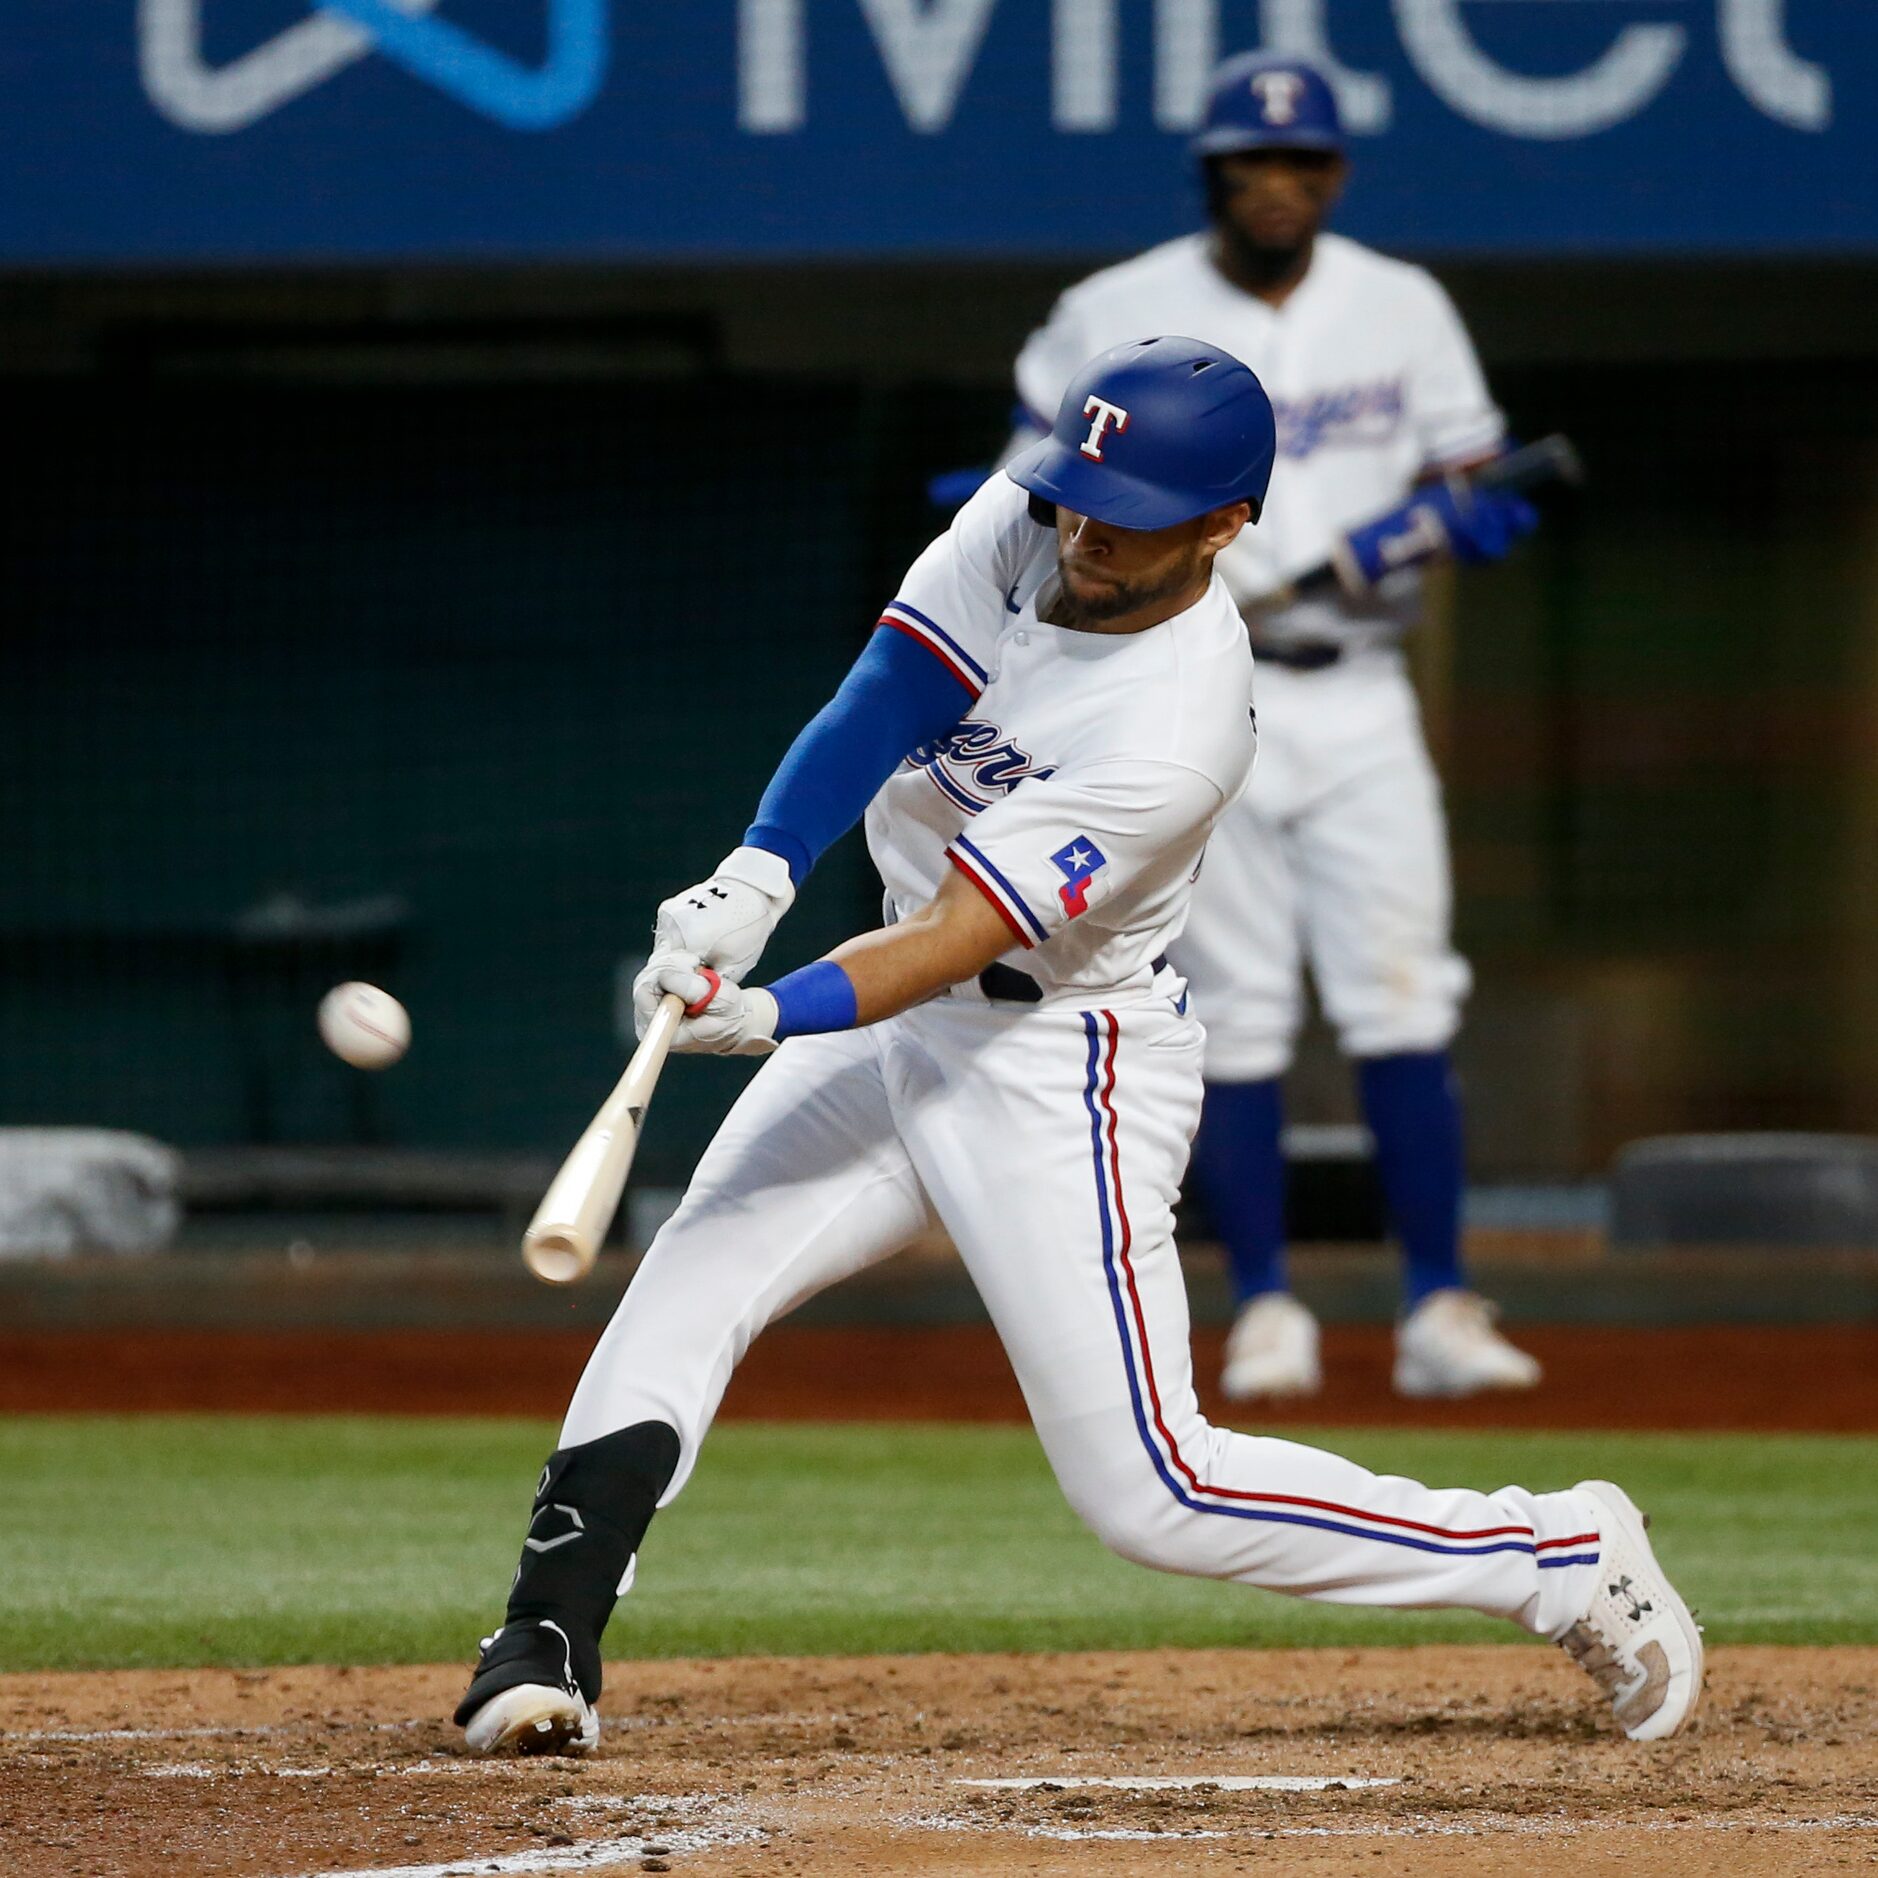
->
[1209, 228, 1316, 308]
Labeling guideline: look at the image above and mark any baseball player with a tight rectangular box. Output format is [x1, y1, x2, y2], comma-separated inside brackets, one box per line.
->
[1011, 51, 1545, 1402]
[453, 340, 1700, 1758]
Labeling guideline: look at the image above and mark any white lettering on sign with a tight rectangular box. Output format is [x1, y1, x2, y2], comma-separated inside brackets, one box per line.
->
[1080, 396, 1130, 461]
[1054, 0, 1118, 132]
[854, 0, 1000, 134]
[738, 0, 803, 132]
[1721, 0, 1831, 130]
[740, 0, 1833, 140]
[1396, 0, 1686, 140]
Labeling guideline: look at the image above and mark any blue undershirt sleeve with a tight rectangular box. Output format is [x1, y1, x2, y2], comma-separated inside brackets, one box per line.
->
[742, 624, 977, 887]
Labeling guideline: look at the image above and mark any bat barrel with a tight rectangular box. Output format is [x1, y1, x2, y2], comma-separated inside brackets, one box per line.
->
[522, 1230, 592, 1286]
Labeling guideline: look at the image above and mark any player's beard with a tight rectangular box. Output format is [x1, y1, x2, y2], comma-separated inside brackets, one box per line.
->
[1051, 547, 1206, 630]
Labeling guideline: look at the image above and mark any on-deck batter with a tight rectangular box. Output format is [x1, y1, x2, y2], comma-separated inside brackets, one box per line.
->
[453, 339, 1701, 1761]
[1012, 52, 1543, 1403]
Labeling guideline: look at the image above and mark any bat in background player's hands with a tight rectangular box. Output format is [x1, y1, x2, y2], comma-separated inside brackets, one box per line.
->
[651, 844, 796, 984]
[633, 949, 780, 1056]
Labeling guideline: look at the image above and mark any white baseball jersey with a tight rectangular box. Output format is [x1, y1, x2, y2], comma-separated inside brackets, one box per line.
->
[1016, 231, 1504, 653]
[863, 473, 1256, 1007]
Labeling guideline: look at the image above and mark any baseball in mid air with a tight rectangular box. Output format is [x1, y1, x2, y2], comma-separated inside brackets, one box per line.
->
[318, 981, 411, 1070]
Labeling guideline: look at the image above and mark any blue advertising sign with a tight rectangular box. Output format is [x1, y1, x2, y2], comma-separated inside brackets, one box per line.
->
[3, 3, 1872, 264]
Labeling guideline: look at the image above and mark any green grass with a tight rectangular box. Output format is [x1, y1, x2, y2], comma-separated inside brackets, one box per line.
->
[1, 1418, 1873, 1672]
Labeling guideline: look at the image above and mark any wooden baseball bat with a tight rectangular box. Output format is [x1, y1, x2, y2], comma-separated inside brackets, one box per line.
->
[522, 991, 686, 1285]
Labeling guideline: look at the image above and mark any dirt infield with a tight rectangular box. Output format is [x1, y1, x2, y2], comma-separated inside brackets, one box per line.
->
[2, 1647, 1872, 1877]
[2, 1323, 1875, 1428]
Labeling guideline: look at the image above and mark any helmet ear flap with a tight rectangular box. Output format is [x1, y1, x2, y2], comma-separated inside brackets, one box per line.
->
[1027, 493, 1058, 528]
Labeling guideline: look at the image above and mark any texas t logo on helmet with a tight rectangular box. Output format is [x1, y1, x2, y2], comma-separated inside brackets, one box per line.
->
[1250, 70, 1305, 125]
[1005, 334, 1277, 530]
[1189, 51, 1345, 161]
[1079, 396, 1131, 461]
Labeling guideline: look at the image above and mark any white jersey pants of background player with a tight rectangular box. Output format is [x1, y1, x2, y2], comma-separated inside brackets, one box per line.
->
[562, 994, 1599, 1635]
[1171, 645, 1513, 1387]
[1178, 651, 1469, 1087]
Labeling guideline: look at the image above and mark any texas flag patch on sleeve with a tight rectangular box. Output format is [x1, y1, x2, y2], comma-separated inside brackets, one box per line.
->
[1051, 837, 1109, 918]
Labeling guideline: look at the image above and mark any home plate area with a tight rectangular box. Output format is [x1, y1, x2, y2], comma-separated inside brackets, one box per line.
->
[3, 1646, 1874, 1877]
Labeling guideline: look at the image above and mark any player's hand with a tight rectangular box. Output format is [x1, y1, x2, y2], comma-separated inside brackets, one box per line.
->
[635, 951, 780, 1057]
[1334, 480, 1538, 590]
[1436, 482, 1539, 566]
[651, 845, 796, 983]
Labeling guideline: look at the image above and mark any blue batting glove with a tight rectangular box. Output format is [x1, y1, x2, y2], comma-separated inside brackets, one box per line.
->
[1441, 484, 1540, 566]
[1335, 481, 1540, 590]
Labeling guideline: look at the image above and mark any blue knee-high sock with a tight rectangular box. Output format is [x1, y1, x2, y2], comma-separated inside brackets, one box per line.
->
[1356, 1050, 1467, 1309]
[1189, 1079, 1288, 1303]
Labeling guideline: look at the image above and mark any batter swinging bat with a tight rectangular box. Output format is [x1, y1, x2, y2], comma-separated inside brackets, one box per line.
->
[1285, 432, 1584, 602]
[522, 991, 686, 1285]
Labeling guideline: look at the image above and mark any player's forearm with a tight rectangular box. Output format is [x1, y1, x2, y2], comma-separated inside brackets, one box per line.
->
[748, 874, 1010, 1046]
[826, 898, 1007, 1027]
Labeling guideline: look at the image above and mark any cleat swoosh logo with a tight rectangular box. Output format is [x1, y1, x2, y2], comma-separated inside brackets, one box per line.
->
[1613, 1638, 1672, 1728]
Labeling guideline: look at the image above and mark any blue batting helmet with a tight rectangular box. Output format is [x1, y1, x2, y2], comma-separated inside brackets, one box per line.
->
[1006, 336, 1276, 529]
[1189, 51, 1344, 163]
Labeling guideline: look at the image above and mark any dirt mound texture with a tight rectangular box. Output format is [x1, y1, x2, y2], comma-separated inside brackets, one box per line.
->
[2, 1647, 1872, 1876]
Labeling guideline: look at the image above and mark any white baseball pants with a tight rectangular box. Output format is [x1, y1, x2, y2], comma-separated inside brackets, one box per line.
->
[1176, 649, 1472, 1081]
[562, 996, 1599, 1638]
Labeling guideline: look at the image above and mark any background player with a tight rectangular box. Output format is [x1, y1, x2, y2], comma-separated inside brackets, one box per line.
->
[453, 340, 1700, 1760]
[1012, 52, 1544, 1402]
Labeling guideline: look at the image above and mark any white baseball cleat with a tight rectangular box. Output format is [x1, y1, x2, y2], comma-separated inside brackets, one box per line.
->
[455, 1619, 600, 1757]
[462, 1682, 600, 1757]
[1392, 1288, 1542, 1398]
[1220, 1292, 1322, 1400]
[1558, 1480, 1705, 1740]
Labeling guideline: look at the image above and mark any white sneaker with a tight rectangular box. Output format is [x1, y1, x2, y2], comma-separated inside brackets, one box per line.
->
[1220, 1293, 1322, 1400]
[1393, 1288, 1542, 1398]
[1558, 1481, 1705, 1740]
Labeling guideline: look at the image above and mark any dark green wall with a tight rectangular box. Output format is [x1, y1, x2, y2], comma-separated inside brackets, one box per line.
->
[6, 347, 1877, 1177]
[1, 375, 989, 1178]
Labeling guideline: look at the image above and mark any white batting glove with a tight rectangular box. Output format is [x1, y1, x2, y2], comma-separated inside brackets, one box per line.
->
[635, 952, 780, 1057]
[651, 845, 796, 984]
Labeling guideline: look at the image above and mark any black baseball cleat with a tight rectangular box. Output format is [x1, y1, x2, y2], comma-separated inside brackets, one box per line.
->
[454, 1619, 600, 1756]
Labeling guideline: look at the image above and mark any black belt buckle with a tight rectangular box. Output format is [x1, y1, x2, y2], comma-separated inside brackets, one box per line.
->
[1251, 638, 1342, 672]
[978, 962, 1043, 1004]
